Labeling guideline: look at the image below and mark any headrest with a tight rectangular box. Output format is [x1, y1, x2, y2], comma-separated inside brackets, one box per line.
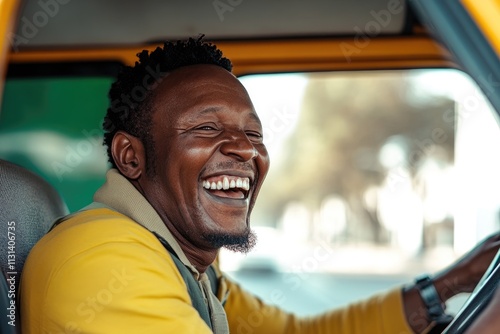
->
[0, 160, 69, 275]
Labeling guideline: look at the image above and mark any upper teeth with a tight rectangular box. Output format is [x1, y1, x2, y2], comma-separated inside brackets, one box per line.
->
[203, 177, 250, 191]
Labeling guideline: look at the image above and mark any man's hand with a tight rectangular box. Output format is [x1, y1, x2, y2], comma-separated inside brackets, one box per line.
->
[403, 232, 500, 333]
[433, 232, 500, 300]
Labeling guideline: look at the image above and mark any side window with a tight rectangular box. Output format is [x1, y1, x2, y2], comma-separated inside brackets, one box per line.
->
[220, 69, 500, 315]
[0, 76, 113, 211]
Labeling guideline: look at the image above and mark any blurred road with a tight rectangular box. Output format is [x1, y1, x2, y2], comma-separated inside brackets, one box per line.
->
[219, 230, 471, 317]
[224, 270, 469, 316]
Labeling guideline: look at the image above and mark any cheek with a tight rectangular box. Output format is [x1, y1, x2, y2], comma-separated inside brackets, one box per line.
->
[179, 141, 219, 172]
[163, 146, 215, 200]
[184, 146, 213, 161]
[257, 148, 271, 177]
[178, 148, 212, 179]
[161, 139, 209, 171]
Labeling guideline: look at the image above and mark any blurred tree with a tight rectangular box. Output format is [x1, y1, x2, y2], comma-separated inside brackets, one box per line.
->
[255, 71, 455, 243]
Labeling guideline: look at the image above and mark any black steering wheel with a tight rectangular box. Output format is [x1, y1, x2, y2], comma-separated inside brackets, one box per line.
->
[442, 249, 500, 333]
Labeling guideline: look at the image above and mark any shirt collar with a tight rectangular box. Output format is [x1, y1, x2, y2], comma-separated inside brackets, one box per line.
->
[93, 168, 201, 278]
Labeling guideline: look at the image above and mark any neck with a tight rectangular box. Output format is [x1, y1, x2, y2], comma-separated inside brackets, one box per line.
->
[170, 232, 219, 274]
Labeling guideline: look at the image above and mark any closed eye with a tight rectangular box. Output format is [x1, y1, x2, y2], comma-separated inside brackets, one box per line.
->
[190, 124, 221, 137]
[195, 125, 218, 131]
[246, 131, 263, 142]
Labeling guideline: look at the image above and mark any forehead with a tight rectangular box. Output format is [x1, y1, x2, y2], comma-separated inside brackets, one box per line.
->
[150, 64, 259, 124]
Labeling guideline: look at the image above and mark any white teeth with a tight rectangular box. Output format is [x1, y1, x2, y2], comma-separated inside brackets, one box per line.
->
[203, 177, 251, 193]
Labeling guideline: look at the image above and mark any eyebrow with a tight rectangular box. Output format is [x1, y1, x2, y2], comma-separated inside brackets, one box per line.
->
[198, 106, 221, 116]
[188, 106, 263, 126]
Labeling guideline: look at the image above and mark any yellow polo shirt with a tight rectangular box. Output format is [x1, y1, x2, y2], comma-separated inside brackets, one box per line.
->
[20, 169, 413, 333]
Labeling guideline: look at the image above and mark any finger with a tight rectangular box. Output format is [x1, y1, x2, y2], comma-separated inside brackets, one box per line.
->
[478, 233, 500, 246]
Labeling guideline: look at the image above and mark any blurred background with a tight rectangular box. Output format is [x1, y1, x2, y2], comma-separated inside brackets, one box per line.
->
[219, 69, 500, 316]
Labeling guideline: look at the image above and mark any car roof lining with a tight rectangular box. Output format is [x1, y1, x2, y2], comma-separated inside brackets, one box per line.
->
[15, 0, 411, 49]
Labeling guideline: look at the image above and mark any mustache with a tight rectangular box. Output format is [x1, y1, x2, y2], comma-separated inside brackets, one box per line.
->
[202, 161, 255, 174]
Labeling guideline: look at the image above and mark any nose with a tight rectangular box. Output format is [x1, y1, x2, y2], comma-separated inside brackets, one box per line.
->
[219, 130, 257, 162]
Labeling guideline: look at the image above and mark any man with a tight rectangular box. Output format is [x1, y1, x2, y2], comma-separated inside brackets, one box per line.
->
[20, 37, 500, 333]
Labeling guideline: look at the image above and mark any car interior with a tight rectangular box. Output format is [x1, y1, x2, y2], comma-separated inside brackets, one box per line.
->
[0, 0, 499, 333]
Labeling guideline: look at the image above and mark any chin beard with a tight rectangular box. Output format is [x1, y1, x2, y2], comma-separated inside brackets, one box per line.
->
[204, 228, 257, 254]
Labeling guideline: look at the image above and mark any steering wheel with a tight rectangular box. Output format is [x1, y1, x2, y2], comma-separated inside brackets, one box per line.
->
[442, 249, 500, 333]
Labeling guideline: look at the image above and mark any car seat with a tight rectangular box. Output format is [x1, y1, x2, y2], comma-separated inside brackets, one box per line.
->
[0, 159, 69, 333]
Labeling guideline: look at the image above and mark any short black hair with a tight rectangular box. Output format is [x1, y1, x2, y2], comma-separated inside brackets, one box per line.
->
[103, 36, 233, 171]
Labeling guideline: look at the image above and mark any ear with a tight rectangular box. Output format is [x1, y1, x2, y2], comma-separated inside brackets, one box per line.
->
[111, 131, 146, 180]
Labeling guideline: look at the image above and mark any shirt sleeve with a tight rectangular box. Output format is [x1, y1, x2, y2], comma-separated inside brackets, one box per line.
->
[222, 274, 414, 334]
[20, 218, 213, 334]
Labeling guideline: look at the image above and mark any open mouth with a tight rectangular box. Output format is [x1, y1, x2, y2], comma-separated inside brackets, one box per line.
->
[202, 175, 251, 199]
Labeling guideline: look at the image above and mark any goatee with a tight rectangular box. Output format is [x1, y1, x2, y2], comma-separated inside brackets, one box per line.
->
[204, 228, 257, 254]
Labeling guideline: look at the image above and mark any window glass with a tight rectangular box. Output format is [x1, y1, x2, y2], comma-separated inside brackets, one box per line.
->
[0, 77, 113, 211]
[219, 69, 500, 316]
